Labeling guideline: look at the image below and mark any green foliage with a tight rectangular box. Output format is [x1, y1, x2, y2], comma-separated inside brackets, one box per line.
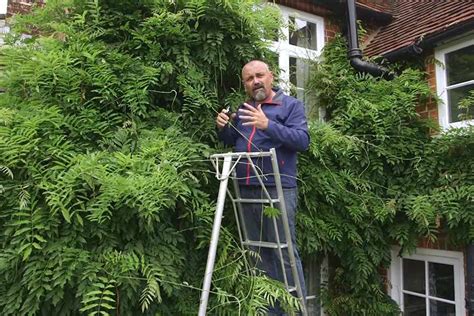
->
[458, 89, 474, 121]
[299, 35, 473, 315]
[263, 206, 281, 218]
[0, 0, 296, 314]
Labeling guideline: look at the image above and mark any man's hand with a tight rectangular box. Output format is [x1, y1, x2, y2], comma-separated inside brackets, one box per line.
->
[239, 103, 269, 130]
[216, 109, 234, 129]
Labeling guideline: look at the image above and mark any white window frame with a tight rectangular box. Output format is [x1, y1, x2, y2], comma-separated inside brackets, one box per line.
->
[435, 36, 474, 130]
[389, 247, 466, 316]
[270, 5, 325, 92]
[0, 0, 7, 15]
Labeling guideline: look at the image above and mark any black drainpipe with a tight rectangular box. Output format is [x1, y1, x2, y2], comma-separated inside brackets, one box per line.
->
[468, 244, 474, 315]
[345, 0, 394, 80]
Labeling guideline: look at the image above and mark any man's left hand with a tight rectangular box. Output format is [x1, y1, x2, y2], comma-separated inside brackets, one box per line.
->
[239, 103, 269, 130]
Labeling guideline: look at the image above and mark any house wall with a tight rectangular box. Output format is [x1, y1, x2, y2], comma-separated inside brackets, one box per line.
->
[324, 17, 339, 42]
[416, 54, 439, 124]
[7, 0, 44, 16]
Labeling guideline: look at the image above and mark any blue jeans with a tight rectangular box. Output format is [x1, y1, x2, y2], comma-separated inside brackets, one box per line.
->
[238, 186, 306, 315]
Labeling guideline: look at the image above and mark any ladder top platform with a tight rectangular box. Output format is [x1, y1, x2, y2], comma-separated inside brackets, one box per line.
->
[210, 151, 274, 159]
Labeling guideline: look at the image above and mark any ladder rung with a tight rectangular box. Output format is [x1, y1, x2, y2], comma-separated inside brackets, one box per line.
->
[232, 198, 280, 204]
[288, 286, 297, 293]
[242, 240, 288, 249]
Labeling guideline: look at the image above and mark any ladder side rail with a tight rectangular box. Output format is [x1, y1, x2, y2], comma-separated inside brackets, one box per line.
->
[271, 214, 291, 289]
[246, 152, 291, 289]
[227, 173, 245, 246]
[269, 148, 308, 315]
[231, 169, 249, 243]
[198, 155, 233, 316]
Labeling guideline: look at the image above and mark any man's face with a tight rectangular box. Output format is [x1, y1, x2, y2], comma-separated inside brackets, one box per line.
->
[242, 61, 274, 102]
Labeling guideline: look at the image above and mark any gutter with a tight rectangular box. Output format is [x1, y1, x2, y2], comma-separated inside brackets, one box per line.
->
[345, 0, 394, 80]
[383, 20, 474, 61]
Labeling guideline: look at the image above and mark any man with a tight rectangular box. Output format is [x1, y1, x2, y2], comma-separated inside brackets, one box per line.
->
[216, 60, 309, 314]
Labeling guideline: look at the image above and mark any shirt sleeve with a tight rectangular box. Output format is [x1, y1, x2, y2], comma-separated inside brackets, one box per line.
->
[264, 100, 310, 152]
[218, 115, 240, 146]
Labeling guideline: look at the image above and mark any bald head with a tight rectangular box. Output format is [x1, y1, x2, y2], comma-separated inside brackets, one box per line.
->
[242, 60, 271, 77]
[241, 60, 274, 102]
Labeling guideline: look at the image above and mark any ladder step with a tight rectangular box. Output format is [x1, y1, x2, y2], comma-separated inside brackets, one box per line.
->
[242, 240, 288, 249]
[232, 198, 280, 204]
[288, 286, 297, 293]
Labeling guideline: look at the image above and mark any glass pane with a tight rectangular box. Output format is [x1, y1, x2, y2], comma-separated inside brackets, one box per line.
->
[429, 299, 456, 316]
[428, 262, 454, 300]
[448, 84, 474, 122]
[289, 17, 317, 50]
[304, 255, 323, 316]
[296, 87, 305, 102]
[265, 51, 280, 78]
[403, 259, 426, 294]
[289, 56, 297, 88]
[289, 57, 310, 89]
[446, 44, 474, 86]
[404, 294, 426, 316]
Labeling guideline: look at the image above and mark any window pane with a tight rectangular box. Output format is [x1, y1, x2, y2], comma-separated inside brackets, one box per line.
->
[429, 299, 456, 316]
[289, 57, 318, 119]
[304, 255, 323, 316]
[429, 262, 455, 300]
[446, 44, 474, 86]
[289, 57, 309, 89]
[289, 56, 297, 88]
[289, 17, 317, 50]
[403, 259, 426, 294]
[404, 294, 426, 316]
[265, 51, 280, 78]
[448, 84, 474, 123]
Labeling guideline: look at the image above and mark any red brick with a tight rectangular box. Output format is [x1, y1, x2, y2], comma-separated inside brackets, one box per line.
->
[427, 101, 437, 112]
[428, 111, 438, 121]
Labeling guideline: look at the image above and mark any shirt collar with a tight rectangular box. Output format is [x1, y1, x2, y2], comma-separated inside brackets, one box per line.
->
[246, 87, 283, 106]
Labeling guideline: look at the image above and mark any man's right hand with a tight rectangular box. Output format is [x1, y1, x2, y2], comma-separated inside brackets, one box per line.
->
[216, 109, 233, 129]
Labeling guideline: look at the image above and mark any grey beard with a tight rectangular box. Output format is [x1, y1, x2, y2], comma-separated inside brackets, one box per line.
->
[254, 89, 267, 102]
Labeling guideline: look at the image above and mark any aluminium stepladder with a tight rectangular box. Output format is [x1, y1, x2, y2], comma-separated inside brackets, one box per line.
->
[198, 148, 307, 315]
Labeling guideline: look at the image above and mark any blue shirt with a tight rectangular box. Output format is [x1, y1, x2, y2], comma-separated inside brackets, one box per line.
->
[218, 88, 310, 188]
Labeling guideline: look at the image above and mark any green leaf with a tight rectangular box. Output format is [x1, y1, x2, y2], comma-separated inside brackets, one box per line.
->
[263, 206, 281, 218]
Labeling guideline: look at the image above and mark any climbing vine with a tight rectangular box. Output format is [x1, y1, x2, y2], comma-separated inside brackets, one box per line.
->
[1, 1, 472, 315]
[298, 35, 474, 315]
[0, 0, 301, 315]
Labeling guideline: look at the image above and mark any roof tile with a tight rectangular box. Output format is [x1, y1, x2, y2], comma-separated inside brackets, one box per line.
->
[364, 0, 474, 57]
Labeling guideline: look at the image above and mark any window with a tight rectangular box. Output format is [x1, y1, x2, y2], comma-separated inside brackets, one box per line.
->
[390, 247, 465, 316]
[435, 37, 474, 129]
[270, 5, 325, 120]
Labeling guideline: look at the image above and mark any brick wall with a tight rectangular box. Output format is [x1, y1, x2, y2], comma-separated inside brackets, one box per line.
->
[7, 0, 44, 16]
[416, 54, 439, 125]
[325, 17, 340, 42]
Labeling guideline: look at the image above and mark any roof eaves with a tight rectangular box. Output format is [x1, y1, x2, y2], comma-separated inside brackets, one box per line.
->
[309, 0, 393, 24]
[382, 19, 474, 61]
